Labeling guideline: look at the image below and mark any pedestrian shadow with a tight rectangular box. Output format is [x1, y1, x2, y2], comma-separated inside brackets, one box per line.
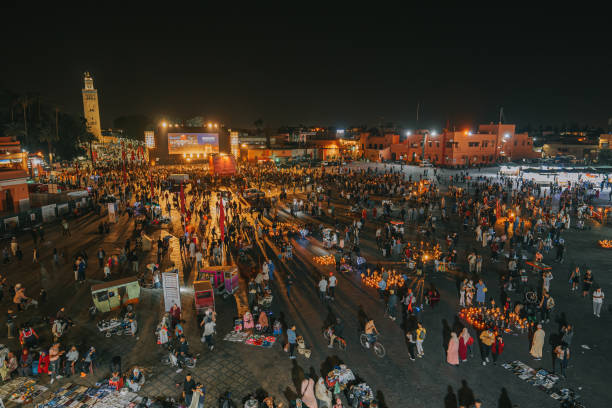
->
[457, 379, 475, 408]
[555, 311, 568, 333]
[357, 305, 368, 332]
[291, 359, 305, 393]
[375, 390, 388, 408]
[444, 385, 458, 408]
[452, 315, 464, 334]
[442, 318, 451, 353]
[319, 355, 344, 379]
[283, 386, 298, 404]
[498, 387, 512, 408]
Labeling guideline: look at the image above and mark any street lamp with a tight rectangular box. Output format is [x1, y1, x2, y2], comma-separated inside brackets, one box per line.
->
[161, 122, 167, 128]
[406, 131, 412, 136]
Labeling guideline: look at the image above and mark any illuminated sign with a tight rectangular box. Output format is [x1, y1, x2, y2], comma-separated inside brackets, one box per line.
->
[168, 133, 219, 154]
[145, 131, 155, 148]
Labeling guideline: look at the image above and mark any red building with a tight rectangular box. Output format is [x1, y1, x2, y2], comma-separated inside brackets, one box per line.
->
[368, 124, 537, 166]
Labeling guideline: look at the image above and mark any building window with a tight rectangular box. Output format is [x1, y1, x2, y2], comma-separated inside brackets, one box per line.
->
[468, 142, 479, 147]
[522, 141, 525, 145]
[446, 142, 453, 148]
[482, 141, 488, 147]
[436, 142, 440, 147]
[482, 155, 486, 161]
[514, 141, 518, 146]
[428, 142, 432, 147]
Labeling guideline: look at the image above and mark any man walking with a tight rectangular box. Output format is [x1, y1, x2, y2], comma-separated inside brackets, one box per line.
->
[328, 273, 337, 300]
[593, 287, 604, 317]
[416, 322, 426, 357]
[318, 276, 328, 303]
[479, 327, 495, 365]
[287, 325, 297, 359]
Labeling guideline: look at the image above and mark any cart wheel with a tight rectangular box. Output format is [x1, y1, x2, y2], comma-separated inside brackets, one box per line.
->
[105, 332, 112, 338]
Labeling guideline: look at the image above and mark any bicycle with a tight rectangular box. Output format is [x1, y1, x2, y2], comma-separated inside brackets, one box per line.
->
[525, 289, 538, 304]
[359, 333, 385, 358]
[323, 328, 347, 351]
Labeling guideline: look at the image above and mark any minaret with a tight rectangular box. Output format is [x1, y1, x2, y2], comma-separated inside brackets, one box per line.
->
[82, 72, 102, 141]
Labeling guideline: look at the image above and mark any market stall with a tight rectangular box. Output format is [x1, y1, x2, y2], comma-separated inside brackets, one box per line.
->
[35, 381, 143, 407]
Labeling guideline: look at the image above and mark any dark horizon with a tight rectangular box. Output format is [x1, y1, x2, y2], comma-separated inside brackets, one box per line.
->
[2, 9, 611, 131]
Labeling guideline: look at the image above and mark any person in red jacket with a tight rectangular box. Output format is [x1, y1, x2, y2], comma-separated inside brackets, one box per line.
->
[38, 350, 50, 374]
[19, 325, 39, 348]
[491, 335, 505, 365]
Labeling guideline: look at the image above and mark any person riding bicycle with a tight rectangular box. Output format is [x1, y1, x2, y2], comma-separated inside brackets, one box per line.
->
[327, 317, 344, 348]
[364, 319, 379, 348]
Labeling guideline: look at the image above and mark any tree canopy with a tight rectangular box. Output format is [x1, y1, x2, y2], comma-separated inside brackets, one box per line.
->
[0, 89, 96, 161]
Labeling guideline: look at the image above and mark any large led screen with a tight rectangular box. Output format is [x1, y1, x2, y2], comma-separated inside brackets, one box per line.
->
[168, 133, 219, 154]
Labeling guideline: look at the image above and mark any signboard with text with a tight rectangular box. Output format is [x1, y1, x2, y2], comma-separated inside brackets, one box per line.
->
[162, 270, 181, 312]
[168, 132, 219, 155]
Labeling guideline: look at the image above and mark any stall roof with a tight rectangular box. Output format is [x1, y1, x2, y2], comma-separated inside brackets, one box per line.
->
[91, 276, 139, 292]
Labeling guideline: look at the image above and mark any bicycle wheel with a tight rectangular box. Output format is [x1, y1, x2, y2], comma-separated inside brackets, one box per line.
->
[373, 342, 386, 358]
[359, 334, 369, 348]
[526, 292, 537, 303]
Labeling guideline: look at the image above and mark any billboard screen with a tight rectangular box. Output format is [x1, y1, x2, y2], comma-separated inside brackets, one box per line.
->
[168, 133, 219, 155]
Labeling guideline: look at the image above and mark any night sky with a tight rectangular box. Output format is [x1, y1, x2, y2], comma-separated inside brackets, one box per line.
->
[2, 10, 611, 130]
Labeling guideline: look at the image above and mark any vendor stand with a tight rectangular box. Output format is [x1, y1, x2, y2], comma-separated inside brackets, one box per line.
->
[325, 364, 356, 395]
[91, 277, 140, 313]
[525, 261, 552, 275]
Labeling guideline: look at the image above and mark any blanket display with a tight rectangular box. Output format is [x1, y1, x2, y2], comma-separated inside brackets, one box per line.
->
[223, 332, 277, 348]
[0, 378, 47, 404]
[347, 383, 374, 405]
[36, 382, 142, 407]
[325, 365, 356, 391]
[501, 361, 581, 403]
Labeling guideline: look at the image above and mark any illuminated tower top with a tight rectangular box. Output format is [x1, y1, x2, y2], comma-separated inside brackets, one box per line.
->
[82, 72, 102, 141]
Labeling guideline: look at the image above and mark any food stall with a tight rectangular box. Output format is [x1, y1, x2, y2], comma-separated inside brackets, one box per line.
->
[198, 265, 239, 296]
[193, 279, 215, 314]
[91, 277, 140, 313]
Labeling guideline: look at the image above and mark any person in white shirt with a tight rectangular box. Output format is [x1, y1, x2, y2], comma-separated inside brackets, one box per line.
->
[195, 250, 203, 270]
[328, 274, 337, 300]
[201, 318, 216, 350]
[318, 277, 328, 302]
[593, 287, 605, 318]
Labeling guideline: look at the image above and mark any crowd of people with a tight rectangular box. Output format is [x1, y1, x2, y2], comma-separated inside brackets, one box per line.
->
[0, 159, 609, 407]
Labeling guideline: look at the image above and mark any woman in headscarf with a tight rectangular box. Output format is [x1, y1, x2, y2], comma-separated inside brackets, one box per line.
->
[446, 332, 459, 366]
[530, 324, 545, 360]
[458, 327, 473, 362]
[258, 310, 269, 333]
[243, 310, 255, 334]
[315, 377, 332, 407]
[189, 383, 205, 408]
[38, 350, 50, 375]
[300, 377, 317, 408]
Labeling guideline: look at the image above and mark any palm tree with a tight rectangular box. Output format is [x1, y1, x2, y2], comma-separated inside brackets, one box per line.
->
[18, 96, 29, 144]
[3, 122, 26, 140]
[37, 125, 58, 164]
